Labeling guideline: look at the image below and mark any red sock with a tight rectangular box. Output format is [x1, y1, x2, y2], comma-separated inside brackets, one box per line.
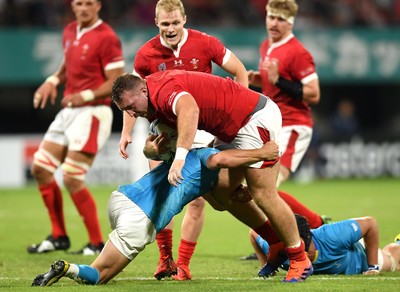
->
[285, 241, 307, 261]
[177, 239, 197, 267]
[156, 229, 173, 260]
[39, 180, 66, 238]
[278, 190, 323, 228]
[253, 221, 281, 244]
[71, 188, 103, 245]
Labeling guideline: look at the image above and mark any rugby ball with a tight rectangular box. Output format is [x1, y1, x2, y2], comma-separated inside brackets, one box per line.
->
[149, 120, 177, 161]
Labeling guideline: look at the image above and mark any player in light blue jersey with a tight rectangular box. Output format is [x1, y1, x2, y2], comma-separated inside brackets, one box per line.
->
[32, 124, 279, 286]
[255, 215, 400, 276]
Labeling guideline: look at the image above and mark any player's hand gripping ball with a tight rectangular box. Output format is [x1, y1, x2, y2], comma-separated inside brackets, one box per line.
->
[148, 120, 178, 161]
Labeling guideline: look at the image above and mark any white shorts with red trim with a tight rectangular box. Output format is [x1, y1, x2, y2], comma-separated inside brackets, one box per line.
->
[107, 191, 156, 261]
[279, 125, 312, 172]
[214, 97, 282, 169]
[43, 106, 112, 155]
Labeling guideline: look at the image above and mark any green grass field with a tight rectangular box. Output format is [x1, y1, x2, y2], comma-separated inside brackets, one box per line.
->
[0, 178, 399, 291]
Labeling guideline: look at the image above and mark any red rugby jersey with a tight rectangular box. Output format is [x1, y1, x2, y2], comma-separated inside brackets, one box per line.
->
[259, 34, 317, 127]
[63, 20, 124, 106]
[133, 28, 228, 77]
[146, 70, 260, 143]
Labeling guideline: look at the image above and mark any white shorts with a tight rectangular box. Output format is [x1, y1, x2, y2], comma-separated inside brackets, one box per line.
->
[279, 125, 313, 172]
[107, 191, 156, 261]
[43, 106, 112, 155]
[214, 97, 282, 168]
[192, 130, 215, 149]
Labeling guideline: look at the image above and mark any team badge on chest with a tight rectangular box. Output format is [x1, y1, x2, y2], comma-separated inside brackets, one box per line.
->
[190, 58, 199, 70]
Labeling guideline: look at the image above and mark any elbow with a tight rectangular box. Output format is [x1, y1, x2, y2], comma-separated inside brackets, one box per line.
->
[306, 93, 320, 105]
[211, 159, 226, 169]
[366, 216, 378, 230]
[211, 157, 232, 169]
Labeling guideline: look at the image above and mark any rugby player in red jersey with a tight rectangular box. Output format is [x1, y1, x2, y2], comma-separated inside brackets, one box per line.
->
[111, 70, 314, 283]
[28, 0, 125, 256]
[119, 0, 248, 281]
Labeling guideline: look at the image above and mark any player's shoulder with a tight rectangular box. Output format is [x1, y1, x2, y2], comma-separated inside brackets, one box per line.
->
[138, 36, 164, 54]
[288, 36, 311, 53]
[187, 28, 217, 41]
[259, 38, 270, 50]
[144, 35, 163, 47]
[64, 21, 78, 32]
[97, 21, 119, 37]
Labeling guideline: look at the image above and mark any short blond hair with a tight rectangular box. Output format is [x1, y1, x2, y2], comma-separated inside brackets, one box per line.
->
[155, 0, 185, 19]
[267, 0, 298, 19]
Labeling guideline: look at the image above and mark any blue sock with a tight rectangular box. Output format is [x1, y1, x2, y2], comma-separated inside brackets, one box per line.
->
[76, 265, 100, 285]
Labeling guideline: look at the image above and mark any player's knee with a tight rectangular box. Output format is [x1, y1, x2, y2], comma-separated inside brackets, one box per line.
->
[61, 157, 90, 183]
[202, 194, 225, 211]
[231, 184, 252, 202]
[31, 149, 61, 178]
[188, 197, 206, 210]
[207, 201, 225, 212]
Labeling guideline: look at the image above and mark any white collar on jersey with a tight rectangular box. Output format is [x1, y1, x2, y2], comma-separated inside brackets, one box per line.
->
[76, 19, 103, 40]
[269, 33, 294, 49]
[160, 28, 188, 57]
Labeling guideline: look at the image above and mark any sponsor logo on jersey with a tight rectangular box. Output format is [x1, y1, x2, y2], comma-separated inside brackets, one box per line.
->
[168, 92, 177, 106]
[174, 59, 183, 67]
[158, 63, 166, 71]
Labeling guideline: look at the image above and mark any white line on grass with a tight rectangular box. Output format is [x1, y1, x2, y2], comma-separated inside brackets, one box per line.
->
[112, 276, 399, 281]
[1, 276, 398, 281]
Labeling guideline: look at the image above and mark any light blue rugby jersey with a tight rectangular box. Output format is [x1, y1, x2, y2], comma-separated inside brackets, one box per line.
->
[118, 148, 220, 232]
[311, 219, 368, 274]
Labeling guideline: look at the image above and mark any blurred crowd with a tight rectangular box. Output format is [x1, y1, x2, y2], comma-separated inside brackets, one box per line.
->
[1, 0, 400, 28]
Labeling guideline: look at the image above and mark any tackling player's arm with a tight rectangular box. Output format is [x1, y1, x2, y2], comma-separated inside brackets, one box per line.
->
[168, 93, 199, 186]
[174, 93, 199, 152]
[206, 141, 279, 169]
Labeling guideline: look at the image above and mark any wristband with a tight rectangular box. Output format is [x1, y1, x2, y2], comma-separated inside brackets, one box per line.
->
[275, 76, 303, 100]
[45, 75, 60, 86]
[175, 147, 189, 160]
[80, 89, 95, 102]
[367, 265, 379, 272]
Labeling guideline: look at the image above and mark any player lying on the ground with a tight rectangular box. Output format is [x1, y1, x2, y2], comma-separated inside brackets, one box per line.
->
[31, 123, 279, 286]
[254, 214, 400, 276]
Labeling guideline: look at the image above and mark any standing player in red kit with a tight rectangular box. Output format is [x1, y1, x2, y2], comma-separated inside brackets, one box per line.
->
[248, 0, 320, 187]
[112, 70, 314, 283]
[247, 0, 321, 273]
[28, 0, 125, 255]
[118, 0, 248, 281]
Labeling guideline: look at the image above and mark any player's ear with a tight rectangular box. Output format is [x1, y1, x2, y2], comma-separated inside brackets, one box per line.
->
[93, 0, 102, 13]
[141, 86, 148, 96]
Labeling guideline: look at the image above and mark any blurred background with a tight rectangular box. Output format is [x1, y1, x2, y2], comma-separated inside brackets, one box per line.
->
[1, 0, 400, 187]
